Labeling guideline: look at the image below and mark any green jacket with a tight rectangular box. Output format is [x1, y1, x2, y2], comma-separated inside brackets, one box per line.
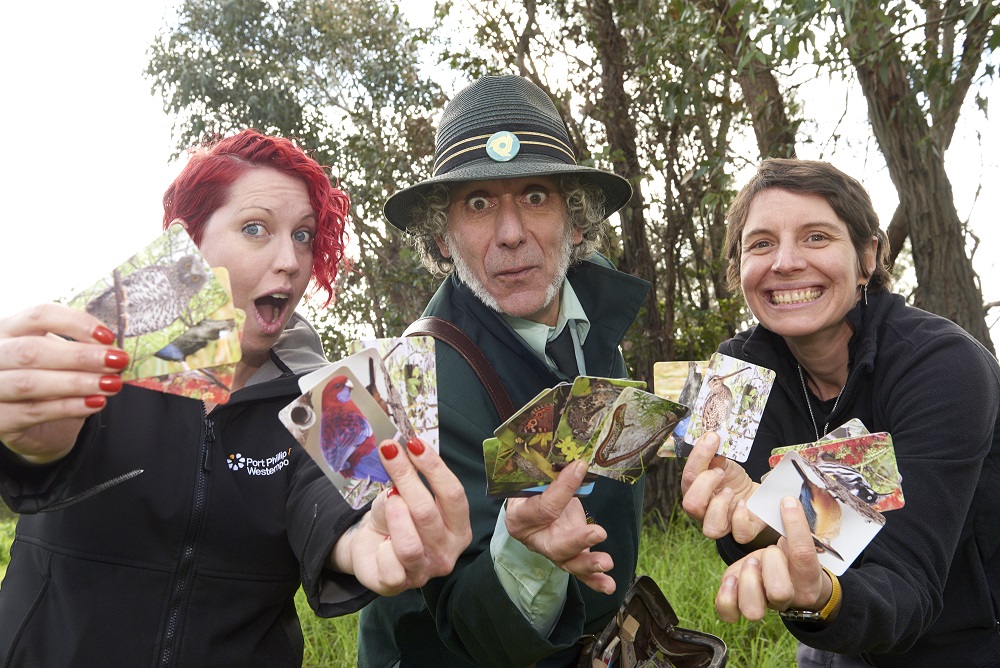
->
[359, 257, 650, 667]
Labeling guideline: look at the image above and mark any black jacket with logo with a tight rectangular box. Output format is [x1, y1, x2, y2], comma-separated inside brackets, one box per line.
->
[0, 316, 373, 667]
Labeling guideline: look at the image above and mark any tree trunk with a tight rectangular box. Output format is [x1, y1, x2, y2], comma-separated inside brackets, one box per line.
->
[848, 11, 995, 354]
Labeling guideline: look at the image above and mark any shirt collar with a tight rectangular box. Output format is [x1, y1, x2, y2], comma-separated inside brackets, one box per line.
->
[501, 279, 591, 361]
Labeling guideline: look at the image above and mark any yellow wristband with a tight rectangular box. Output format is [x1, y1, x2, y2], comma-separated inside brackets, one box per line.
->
[817, 567, 841, 620]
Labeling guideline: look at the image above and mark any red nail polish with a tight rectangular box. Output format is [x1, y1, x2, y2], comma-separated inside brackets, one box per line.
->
[85, 395, 107, 409]
[381, 443, 399, 460]
[387, 486, 400, 498]
[104, 350, 129, 370]
[92, 325, 115, 345]
[406, 438, 425, 456]
[99, 375, 123, 392]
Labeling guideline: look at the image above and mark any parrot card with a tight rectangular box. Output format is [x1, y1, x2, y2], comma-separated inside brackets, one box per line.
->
[652, 360, 709, 457]
[682, 353, 776, 463]
[65, 225, 234, 381]
[124, 268, 245, 403]
[768, 432, 904, 513]
[280, 337, 438, 510]
[747, 451, 886, 576]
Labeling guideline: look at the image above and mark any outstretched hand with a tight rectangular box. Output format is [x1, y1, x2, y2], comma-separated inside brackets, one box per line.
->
[715, 496, 835, 623]
[680, 432, 768, 543]
[505, 459, 615, 594]
[332, 438, 472, 596]
[0, 304, 128, 463]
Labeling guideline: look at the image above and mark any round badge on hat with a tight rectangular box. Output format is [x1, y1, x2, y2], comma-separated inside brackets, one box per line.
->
[486, 130, 520, 162]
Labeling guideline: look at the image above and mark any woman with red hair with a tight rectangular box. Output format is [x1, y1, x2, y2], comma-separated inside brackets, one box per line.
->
[0, 130, 471, 666]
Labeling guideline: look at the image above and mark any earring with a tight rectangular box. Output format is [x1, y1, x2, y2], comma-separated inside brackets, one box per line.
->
[862, 282, 869, 306]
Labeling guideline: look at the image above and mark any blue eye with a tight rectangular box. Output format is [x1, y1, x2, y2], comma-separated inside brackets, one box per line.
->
[293, 229, 314, 244]
[242, 223, 265, 237]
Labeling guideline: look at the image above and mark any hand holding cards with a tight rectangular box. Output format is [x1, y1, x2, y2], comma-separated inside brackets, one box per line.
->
[65, 226, 244, 403]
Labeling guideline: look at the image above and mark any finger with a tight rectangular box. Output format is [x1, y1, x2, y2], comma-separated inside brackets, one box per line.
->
[680, 432, 721, 493]
[0, 335, 129, 375]
[758, 545, 794, 609]
[399, 437, 470, 538]
[560, 550, 616, 594]
[715, 571, 741, 623]
[681, 467, 725, 523]
[778, 496, 827, 604]
[531, 512, 608, 563]
[700, 485, 736, 538]
[507, 460, 588, 538]
[0, 399, 103, 436]
[376, 483, 429, 580]
[0, 369, 125, 402]
[731, 498, 766, 544]
[736, 556, 769, 621]
[373, 533, 408, 595]
[0, 304, 117, 343]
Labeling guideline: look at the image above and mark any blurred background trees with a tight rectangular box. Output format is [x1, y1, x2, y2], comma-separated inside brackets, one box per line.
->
[147, 0, 999, 520]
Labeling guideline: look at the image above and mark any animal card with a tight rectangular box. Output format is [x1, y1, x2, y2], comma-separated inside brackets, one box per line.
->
[124, 268, 244, 402]
[281, 337, 438, 510]
[485, 376, 683, 497]
[586, 386, 689, 483]
[768, 432, 904, 513]
[652, 360, 709, 457]
[682, 353, 776, 462]
[66, 225, 232, 381]
[747, 451, 885, 575]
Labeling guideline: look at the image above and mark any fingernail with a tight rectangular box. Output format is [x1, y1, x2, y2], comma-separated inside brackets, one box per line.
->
[105, 350, 129, 370]
[85, 395, 107, 409]
[715, 468, 725, 477]
[99, 375, 123, 392]
[92, 325, 115, 345]
[406, 437, 425, 456]
[782, 496, 798, 509]
[387, 486, 400, 498]
[381, 442, 399, 460]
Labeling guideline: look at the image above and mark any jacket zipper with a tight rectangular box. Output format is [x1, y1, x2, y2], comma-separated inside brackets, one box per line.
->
[159, 414, 215, 667]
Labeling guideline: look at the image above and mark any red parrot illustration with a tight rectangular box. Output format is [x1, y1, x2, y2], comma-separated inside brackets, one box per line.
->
[321, 375, 387, 483]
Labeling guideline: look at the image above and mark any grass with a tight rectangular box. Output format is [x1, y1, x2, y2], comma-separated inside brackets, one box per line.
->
[2, 513, 795, 667]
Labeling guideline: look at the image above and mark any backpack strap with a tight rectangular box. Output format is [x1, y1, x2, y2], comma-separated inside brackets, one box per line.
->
[404, 316, 515, 422]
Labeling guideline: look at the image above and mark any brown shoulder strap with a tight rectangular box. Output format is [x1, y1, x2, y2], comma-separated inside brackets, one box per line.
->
[404, 316, 516, 422]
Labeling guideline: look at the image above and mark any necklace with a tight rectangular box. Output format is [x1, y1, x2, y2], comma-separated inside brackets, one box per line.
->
[797, 364, 845, 441]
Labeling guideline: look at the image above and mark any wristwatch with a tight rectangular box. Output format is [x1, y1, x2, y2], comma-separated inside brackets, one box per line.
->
[779, 568, 842, 623]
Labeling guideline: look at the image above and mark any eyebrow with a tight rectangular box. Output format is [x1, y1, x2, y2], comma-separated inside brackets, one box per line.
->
[742, 220, 842, 239]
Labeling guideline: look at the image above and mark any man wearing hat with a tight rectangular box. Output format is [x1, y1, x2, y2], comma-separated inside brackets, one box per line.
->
[358, 75, 650, 667]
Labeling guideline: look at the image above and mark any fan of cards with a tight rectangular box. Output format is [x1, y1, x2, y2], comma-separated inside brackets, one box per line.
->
[653, 353, 776, 462]
[65, 225, 244, 403]
[748, 420, 905, 575]
[278, 336, 438, 510]
[484, 376, 690, 497]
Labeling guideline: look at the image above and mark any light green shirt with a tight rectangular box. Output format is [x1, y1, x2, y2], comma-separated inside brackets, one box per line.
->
[492, 279, 591, 635]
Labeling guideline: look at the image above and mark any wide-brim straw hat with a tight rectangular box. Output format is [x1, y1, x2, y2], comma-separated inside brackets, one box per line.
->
[384, 75, 632, 231]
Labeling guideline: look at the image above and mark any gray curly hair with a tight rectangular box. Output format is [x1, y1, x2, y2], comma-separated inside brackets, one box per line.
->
[405, 175, 610, 275]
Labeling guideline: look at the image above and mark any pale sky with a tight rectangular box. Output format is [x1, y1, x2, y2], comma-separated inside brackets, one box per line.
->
[1, 1, 997, 338]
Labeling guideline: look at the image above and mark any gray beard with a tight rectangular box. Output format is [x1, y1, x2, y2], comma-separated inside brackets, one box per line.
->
[447, 232, 574, 319]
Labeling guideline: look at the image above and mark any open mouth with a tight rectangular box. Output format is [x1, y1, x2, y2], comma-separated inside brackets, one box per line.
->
[254, 292, 290, 332]
[770, 288, 822, 305]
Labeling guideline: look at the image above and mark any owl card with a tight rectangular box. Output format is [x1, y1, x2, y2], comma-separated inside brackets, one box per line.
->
[747, 451, 886, 576]
[66, 225, 232, 380]
[682, 353, 776, 462]
[768, 432, 904, 513]
[652, 360, 709, 457]
[586, 387, 689, 483]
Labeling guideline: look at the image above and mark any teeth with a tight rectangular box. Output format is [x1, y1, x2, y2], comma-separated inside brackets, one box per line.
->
[272, 306, 281, 321]
[771, 288, 821, 305]
[271, 292, 289, 299]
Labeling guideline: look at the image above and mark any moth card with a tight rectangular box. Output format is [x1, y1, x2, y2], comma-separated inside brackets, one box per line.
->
[747, 451, 885, 576]
[484, 435, 595, 498]
[349, 336, 438, 453]
[652, 360, 707, 457]
[587, 387, 690, 483]
[279, 350, 401, 509]
[66, 225, 231, 380]
[493, 384, 573, 482]
[768, 432, 904, 513]
[682, 353, 775, 462]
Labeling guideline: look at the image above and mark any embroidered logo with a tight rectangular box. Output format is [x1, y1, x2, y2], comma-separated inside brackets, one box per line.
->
[228, 449, 293, 476]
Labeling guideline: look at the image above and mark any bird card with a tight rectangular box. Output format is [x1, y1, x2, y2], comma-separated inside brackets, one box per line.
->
[280, 337, 438, 510]
[586, 386, 689, 483]
[652, 360, 709, 457]
[123, 268, 244, 403]
[768, 432, 904, 513]
[682, 353, 776, 462]
[65, 225, 232, 380]
[747, 451, 886, 575]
